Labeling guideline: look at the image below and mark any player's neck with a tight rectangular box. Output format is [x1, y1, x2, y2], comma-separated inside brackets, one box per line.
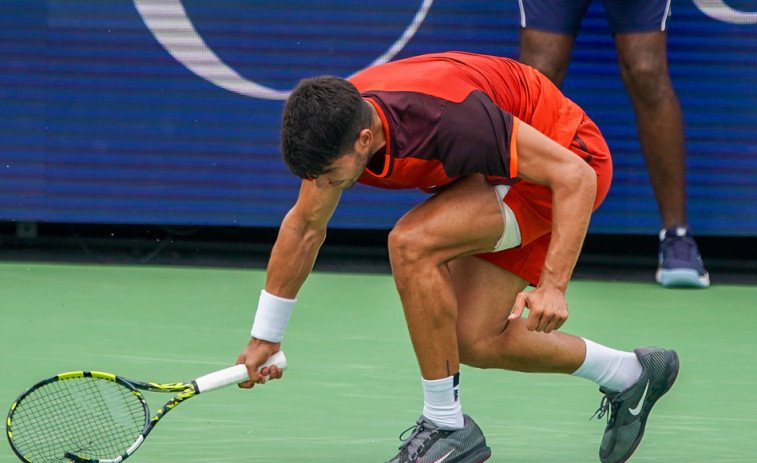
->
[367, 102, 386, 158]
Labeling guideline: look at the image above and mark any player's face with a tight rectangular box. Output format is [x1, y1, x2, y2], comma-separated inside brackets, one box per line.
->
[313, 129, 374, 190]
[313, 148, 370, 190]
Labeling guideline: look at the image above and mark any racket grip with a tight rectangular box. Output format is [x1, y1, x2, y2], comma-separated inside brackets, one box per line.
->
[195, 351, 287, 393]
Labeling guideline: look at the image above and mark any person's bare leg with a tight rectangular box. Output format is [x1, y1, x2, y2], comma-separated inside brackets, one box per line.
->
[615, 31, 687, 227]
[387, 175, 506, 381]
[519, 28, 576, 86]
[388, 173, 589, 380]
[450, 255, 586, 373]
[385, 175, 507, 460]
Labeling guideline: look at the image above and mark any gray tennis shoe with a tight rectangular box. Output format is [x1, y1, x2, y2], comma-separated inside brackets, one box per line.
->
[385, 414, 491, 463]
[593, 347, 680, 463]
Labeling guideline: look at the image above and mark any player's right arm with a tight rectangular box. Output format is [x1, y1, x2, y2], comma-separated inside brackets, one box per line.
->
[237, 179, 342, 387]
[266, 178, 342, 298]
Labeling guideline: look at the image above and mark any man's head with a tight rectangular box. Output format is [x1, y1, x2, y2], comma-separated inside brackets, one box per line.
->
[281, 76, 373, 182]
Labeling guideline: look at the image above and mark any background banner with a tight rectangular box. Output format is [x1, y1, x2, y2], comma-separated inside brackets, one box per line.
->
[1, 0, 755, 235]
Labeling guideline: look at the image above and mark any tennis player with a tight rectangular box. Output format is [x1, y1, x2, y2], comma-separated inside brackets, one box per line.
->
[237, 52, 679, 463]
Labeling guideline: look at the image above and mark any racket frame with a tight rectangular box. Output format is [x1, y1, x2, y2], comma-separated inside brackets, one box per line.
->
[6, 353, 285, 463]
[6, 370, 196, 463]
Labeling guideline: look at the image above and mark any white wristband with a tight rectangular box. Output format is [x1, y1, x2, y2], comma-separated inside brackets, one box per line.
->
[250, 290, 296, 343]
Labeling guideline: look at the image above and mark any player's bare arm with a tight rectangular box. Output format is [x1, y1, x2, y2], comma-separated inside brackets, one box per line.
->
[237, 179, 341, 387]
[266, 179, 342, 297]
[508, 121, 597, 333]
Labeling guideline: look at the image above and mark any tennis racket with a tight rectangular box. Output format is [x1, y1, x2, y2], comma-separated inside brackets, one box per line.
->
[6, 351, 287, 463]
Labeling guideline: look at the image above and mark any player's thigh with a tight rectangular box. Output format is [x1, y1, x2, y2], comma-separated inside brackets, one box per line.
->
[390, 175, 505, 261]
[449, 256, 529, 345]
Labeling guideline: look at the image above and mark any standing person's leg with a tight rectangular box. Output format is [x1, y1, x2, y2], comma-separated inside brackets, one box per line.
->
[517, 0, 591, 85]
[519, 29, 575, 86]
[608, 0, 709, 287]
[615, 31, 687, 227]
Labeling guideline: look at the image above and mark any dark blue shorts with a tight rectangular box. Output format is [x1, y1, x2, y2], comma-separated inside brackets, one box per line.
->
[518, 0, 672, 36]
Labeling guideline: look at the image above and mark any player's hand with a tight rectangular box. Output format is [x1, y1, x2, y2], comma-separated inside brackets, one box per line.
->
[236, 337, 284, 389]
[508, 285, 568, 333]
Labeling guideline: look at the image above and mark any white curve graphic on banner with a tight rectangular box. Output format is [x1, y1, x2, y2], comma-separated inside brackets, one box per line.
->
[692, 0, 757, 24]
[133, 0, 434, 100]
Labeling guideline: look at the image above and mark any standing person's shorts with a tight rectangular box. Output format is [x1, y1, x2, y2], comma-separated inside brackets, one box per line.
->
[518, 0, 673, 35]
[475, 113, 613, 287]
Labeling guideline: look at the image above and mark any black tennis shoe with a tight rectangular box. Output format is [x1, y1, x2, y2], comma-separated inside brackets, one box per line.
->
[593, 347, 680, 463]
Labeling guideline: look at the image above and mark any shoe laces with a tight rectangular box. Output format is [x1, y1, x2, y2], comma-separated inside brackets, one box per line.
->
[397, 418, 435, 457]
[591, 393, 619, 426]
[665, 234, 696, 261]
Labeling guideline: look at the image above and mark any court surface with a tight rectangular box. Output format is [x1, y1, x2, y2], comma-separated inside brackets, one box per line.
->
[1, 261, 755, 462]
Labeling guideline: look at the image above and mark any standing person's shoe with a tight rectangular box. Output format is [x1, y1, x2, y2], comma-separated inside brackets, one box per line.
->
[593, 348, 680, 463]
[656, 225, 710, 288]
[385, 415, 491, 463]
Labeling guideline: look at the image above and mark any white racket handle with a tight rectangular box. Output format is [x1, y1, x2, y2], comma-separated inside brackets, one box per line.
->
[194, 351, 287, 393]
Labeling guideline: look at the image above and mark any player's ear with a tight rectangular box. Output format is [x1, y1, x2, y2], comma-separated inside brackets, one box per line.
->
[355, 128, 372, 151]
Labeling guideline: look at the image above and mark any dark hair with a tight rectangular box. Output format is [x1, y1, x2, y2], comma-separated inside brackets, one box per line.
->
[280, 76, 372, 179]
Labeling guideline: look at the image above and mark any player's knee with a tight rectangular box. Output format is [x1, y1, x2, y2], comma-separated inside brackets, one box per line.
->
[387, 224, 429, 268]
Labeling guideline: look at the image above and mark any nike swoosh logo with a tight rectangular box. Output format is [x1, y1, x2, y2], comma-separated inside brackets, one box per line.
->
[427, 449, 455, 463]
[629, 381, 650, 416]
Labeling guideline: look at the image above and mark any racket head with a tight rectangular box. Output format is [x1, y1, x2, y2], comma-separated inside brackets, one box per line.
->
[6, 371, 149, 463]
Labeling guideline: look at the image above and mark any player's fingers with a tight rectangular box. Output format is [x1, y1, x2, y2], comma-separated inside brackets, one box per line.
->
[539, 307, 560, 332]
[509, 293, 527, 320]
[257, 366, 282, 382]
[267, 365, 284, 380]
[241, 360, 268, 386]
[526, 309, 541, 331]
[237, 380, 255, 389]
[235, 361, 258, 388]
[541, 316, 557, 334]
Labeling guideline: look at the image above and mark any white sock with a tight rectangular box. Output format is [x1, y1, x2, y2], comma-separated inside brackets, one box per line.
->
[572, 338, 643, 392]
[422, 373, 464, 429]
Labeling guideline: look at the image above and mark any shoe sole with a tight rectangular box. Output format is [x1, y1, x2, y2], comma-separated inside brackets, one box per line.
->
[656, 268, 710, 288]
[613, 350, 680, 463]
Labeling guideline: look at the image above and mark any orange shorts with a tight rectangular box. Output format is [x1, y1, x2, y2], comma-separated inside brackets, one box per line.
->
[475, 114, 613, 286]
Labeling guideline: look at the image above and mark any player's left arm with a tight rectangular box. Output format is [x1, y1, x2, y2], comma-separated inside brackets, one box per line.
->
[508, 120, 597, 333]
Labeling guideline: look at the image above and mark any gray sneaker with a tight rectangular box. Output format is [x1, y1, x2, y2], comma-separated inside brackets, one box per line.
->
[593, 348, 680, 463]
[385, 415, 491, 463]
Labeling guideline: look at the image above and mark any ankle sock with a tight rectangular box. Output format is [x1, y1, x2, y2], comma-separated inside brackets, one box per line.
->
[422, 372, 464, 429]
[572, 338, 643, 392]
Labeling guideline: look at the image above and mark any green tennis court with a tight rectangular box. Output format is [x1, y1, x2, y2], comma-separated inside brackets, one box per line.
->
[1, 261, 755, 462]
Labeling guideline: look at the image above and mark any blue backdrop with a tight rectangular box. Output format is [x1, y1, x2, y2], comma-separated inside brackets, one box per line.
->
[1, 0, 755, 235]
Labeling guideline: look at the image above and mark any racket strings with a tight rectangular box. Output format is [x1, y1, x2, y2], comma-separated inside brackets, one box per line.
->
[10, 378, 147, 462]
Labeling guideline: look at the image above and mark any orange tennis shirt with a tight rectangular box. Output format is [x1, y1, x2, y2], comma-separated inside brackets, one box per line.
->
[348, 51, 586, 191]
